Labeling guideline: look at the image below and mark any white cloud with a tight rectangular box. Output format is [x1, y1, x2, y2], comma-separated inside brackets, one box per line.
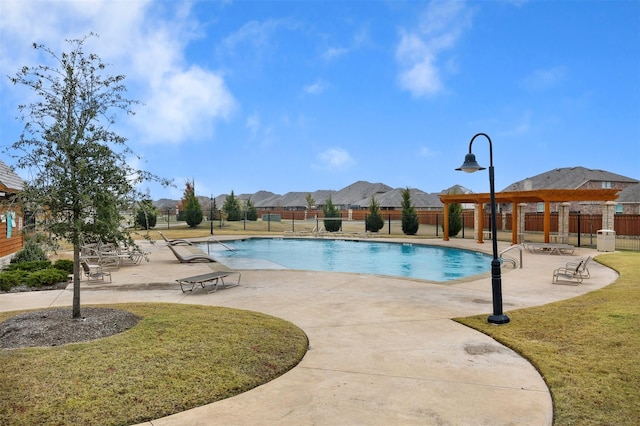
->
[396, 0, 472, 97]
[134, 66, 236, 144]
[419, 146, 435, 157]
[304, 80, 328, 95]
[315, 148, 354, 171]
[0, 0, 235, 145]
[522, 66, 567, 91]
[322, 46, 349, 61]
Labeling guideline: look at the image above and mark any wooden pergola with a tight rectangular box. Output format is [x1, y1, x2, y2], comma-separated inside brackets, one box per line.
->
[439, 189, 620, 244]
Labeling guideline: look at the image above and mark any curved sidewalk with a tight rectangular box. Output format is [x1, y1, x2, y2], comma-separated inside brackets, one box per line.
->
[0, 238, 618, 425]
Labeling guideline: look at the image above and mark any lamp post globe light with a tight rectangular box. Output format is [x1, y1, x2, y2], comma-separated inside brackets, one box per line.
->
[456, 133, 510, 325]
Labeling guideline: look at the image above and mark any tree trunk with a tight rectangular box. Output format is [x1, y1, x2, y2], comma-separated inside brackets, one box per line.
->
[72, 245, 81, 318]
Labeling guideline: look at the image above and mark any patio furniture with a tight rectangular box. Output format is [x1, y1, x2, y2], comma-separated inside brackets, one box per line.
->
[176, 271, 241, 293]
[166, 244, 217, 263]
[552, 261, 584, 285]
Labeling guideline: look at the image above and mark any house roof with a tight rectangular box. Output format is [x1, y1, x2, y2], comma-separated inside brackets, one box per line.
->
[0, 161, 24, 192]
[616, 183, 640, 203]
[355, 188, 443, 209]
[502, 166, 638, 191]
[331, 181, 392, 207]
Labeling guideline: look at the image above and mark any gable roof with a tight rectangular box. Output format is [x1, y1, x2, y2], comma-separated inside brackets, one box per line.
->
[0, 161, 24, 192]
[502, 166, 638, 191]
[355, 188, 443, 209]
[616, 183, 640, 203]
[332, 181, 393, 207]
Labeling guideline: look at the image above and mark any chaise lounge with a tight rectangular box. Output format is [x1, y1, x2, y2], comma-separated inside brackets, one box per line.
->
[552, 260, 584, 285]
[166, 244, 217, 263]
[158, 231, 193, 246]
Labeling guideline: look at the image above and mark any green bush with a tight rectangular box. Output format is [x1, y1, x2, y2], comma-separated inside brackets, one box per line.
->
[446, 203, 463, 237]
[322, 197, 342, 232]
[0, 270, 29, 291]
[401, 188, 419, 235]
[366, 196, 384, 233]
[25, 268, 69, 287]
[5, 260, 52, 272]
[53, 259, 74, 274]
[136, 199, 158, 229]
[11, 240, 48, 263]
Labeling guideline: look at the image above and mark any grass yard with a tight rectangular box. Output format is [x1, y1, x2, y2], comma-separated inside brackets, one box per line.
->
[0, 303, 308, 426]
[455, 252, 640, 425]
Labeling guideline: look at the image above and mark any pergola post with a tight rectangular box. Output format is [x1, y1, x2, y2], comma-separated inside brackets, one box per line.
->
[475, 202, 484, 243]
[443, 201, 450, 241]
[602, 201, 617, 230]
[543, 200, 551, 243]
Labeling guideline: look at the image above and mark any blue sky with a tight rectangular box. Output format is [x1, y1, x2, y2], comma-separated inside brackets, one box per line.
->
[1, 0, 638, 200]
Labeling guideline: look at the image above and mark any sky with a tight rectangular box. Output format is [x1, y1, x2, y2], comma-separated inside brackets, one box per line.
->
[1, 0, 639, 201]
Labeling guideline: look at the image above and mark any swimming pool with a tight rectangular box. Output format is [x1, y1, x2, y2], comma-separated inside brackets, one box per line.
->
[196, 238, 491, 282]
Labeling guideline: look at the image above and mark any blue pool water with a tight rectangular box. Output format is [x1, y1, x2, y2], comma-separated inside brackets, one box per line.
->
[196, 238, 491, 282]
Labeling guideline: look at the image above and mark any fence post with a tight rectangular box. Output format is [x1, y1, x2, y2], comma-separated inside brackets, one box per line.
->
[435, 214, 439, 237]
[292, 211, 295, 232]
[577, 211, 581, 247]
[388, 214, 391, 235]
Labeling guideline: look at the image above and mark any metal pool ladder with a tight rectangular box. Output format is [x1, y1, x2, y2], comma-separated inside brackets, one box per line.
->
[499, 244, 523, 269]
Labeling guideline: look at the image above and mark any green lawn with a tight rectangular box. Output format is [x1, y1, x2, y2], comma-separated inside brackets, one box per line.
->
[455, 252, 640, 425]
[0, 303, 308, 426]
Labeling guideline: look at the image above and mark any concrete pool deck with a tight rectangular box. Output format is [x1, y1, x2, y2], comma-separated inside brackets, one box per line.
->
[0, 237, 619, 425]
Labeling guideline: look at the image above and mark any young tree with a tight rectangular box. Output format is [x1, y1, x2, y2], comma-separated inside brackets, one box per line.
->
[401, 188, 419, 235]
[322, 196, 341, 232]
[181, 181, 203, 227]
[366, 195, 384, 232]
[305, 193, 315, 210]
[6, 34, 168, 318]
[136, 199, 158, 230]
[447, 202, 463, 237]
[245, 197, 258, 221]
[223, 190, 242, 221]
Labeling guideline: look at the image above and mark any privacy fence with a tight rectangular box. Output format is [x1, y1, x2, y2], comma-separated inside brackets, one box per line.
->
[169, 208, 640, 251]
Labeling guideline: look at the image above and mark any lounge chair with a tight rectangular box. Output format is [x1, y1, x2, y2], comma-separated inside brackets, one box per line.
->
[80, 259, 112, 282]
[565, 256, 592, 279]
[158, 231, 193, 246]
[176, 271, 241, 293]
[552, 260, 584, 285]
[167, 244, 217, 263]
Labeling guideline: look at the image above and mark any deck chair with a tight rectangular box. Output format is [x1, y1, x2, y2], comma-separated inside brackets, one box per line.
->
[158, 231, 193, 246]
[565, 256, 592, 279]
[80, 259, 112, 282]
[552, 260, 584, 285]
[167, 244, 217, 263]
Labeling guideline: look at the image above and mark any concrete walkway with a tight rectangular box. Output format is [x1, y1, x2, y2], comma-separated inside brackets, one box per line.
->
[0, 237, 618, 425]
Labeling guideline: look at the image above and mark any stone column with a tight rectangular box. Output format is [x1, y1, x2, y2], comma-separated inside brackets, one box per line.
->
[558, 202, 571, 242]
[602, 201, 617, 230]
[518, 203, 527, 243]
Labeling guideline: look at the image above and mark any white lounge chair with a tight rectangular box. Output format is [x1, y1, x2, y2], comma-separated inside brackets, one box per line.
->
[80, 259, 112, 283]
[552, 260, 584, 285]
[565, 256, 592, 279]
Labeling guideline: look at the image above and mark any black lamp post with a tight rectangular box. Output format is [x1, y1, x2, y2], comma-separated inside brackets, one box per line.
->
[456, 132, 510, 325]
[210, 194, 213, 235]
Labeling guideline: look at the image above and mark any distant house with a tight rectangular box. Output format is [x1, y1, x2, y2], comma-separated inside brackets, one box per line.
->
[501, 166, 639, 214]
[0, 161, 25, 262]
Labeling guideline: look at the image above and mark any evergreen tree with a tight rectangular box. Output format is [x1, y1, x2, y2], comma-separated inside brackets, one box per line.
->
[401, 188, 419, 235]
[223, 190, 242, 221]
[245, 197, 258, 221]
[136, 199, 158, 230]
[322, 196, 341, 232]
[447, 202, 463, 237]
[366, 196, 384, 232]
[181, 181, 203, 227]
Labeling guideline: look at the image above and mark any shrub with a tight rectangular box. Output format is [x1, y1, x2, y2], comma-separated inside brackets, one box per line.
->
[25, 268, 70, 287]
[447, 203, 463, 237]
[0, 270, 29, 291]
[11, 240, 48, 263]
[245, 198, 258, 221]
[322, 197, 341, 232]
[5, 260, 52, 272]
[223, 191, 242, 221]
[136, 199, 158, 229]
[401, 188, 419, 235]
[366, 196, 384, 233]
[53, 259, 74, 274]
